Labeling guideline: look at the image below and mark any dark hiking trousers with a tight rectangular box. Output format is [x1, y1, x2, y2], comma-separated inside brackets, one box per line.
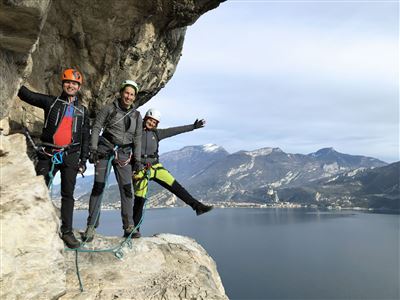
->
[87, 151, 134, 230]
[36, 151, 80, 233]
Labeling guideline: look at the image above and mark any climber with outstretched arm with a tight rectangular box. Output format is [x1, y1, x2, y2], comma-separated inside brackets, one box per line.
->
[17, 69, 90, 249]
[131, 108, 213, 238]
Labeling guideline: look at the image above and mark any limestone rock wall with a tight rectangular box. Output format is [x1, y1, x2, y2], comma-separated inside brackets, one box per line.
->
[0, 134, 65, 299]
[0, 0, 51, 120]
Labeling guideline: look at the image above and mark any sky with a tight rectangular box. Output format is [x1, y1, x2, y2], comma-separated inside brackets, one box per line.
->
[139, 0, 399, 163]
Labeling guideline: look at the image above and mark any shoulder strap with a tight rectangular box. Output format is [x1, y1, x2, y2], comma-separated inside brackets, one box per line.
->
[104, 106, 118, 129]
[154, 129, 160, 157]
[135, 110, 140, 129]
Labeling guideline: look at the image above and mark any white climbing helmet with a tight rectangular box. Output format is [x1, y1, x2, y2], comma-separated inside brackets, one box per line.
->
[120, 80, 139, 94]
[145, 108, 161, 122]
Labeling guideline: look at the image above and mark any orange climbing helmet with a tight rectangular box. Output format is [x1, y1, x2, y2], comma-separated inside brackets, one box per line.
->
[62, 68, 83, 85]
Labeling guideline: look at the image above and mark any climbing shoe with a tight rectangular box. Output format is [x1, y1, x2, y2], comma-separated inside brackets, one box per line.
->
[123, 225, 136, 238]
[132, 231, 141, 239]
[196, 203, 214, 216]
[82, 225, 96, 242]
[61, 232, 81, 249]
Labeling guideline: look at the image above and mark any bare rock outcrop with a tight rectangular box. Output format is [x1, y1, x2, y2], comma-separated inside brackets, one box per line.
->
[0, 0, 51, 118]
[0, 134, 65, 299]
[62, 234, 227, 300]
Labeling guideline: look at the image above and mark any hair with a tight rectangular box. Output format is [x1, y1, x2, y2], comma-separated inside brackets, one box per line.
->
[120, 85, 137, 95]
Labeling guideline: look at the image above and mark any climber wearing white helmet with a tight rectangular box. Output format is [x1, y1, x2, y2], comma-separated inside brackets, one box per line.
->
[83, 79, 143, 242]
[130, 109, 213, 238]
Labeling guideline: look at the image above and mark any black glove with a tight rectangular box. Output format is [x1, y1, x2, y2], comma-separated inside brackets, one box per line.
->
[132, 162, 144, 173]
[194, 119, 205, 129]
[89, 151, 99, 164]
[78, 160, 87, 174]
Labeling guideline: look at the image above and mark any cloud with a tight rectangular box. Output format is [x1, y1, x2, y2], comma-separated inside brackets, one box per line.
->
[182, 14, 397, 87]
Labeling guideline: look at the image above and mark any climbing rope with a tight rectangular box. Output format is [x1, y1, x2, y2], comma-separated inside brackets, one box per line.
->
[46, 150, 64, 190]
[66, 149, 151, 292]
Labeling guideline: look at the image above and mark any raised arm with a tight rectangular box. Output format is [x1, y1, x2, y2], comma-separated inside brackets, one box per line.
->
[157, 119, 205, 140]
[17, 85, 53, 109]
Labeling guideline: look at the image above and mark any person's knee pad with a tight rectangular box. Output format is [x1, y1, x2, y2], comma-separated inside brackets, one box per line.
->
[92, 181, 105, 196]
[123, 184, 133, 198]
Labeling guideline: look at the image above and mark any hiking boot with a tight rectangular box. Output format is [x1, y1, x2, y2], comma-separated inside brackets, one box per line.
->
[196, 203, 214, 216]
[123, 225, 136, 238]
[61, 232, 80, 249]
[82, 225, 96, 242]
[132, 231, 141, 239]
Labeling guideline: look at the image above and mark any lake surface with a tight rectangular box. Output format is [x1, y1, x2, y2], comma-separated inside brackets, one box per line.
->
[73, 208, 399, 300]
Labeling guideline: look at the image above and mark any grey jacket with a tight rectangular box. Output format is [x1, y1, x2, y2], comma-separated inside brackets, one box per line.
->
[91, 99, 142, 163]
[141, 124, 195, 165]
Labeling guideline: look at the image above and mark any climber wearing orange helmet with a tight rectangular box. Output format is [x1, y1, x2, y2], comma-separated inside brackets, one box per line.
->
[18, 68, 90, 249]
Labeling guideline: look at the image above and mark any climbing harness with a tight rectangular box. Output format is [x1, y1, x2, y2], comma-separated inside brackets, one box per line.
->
[22, 126, 66, 190]
[66, 149, 151, 292]
[46, 149, 64, 190]
[114, 148, 132, 167]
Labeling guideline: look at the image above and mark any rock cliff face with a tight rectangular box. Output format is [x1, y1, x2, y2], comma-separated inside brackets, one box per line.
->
[0, 0, 51, 122]
[0, 0, 227, 299]
[0, 134, 65, 299]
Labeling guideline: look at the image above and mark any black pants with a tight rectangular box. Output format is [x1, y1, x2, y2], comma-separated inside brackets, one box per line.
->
[36, 151, 80, 233]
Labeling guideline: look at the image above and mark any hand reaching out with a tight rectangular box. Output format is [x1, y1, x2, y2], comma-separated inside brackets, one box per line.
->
[194, 119, 206, 129]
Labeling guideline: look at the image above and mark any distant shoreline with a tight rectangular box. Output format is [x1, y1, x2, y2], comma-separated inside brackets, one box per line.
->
[57, 200, 398, 214]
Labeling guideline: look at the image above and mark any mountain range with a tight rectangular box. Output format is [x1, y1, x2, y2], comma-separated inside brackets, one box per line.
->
[54, 144, 398, 211]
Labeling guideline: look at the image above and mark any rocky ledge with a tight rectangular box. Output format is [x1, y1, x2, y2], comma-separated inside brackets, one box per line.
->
[62, 233, 227, 299]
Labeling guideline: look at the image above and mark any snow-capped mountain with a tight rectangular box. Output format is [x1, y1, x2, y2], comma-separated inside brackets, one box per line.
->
[160, 144, 229, 184]
[183, 146, 386, 202]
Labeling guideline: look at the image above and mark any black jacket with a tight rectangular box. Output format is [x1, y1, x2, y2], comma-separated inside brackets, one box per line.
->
[18, 85, 90, 162]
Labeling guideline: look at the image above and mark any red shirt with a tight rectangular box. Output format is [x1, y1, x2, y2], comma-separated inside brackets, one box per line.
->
[53, 104, 74, 146]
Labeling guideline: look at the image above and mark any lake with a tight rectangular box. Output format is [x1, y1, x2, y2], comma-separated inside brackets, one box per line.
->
[73, 208, 399, 300]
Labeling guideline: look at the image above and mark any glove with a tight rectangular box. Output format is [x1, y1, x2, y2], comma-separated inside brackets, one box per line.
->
[78, 160, 87, 174]
[89, 151, 99, 164]
[132, 172, 143, 182]
[194, 119, 205, 129]
[132, 162, 144, 173]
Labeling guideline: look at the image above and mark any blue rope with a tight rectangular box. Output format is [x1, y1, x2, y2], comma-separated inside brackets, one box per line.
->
[67, 150, 152, 292]
[52, 151, 64, 164]
[47, 150, 64, 190]
[70, 149, 116, 292]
